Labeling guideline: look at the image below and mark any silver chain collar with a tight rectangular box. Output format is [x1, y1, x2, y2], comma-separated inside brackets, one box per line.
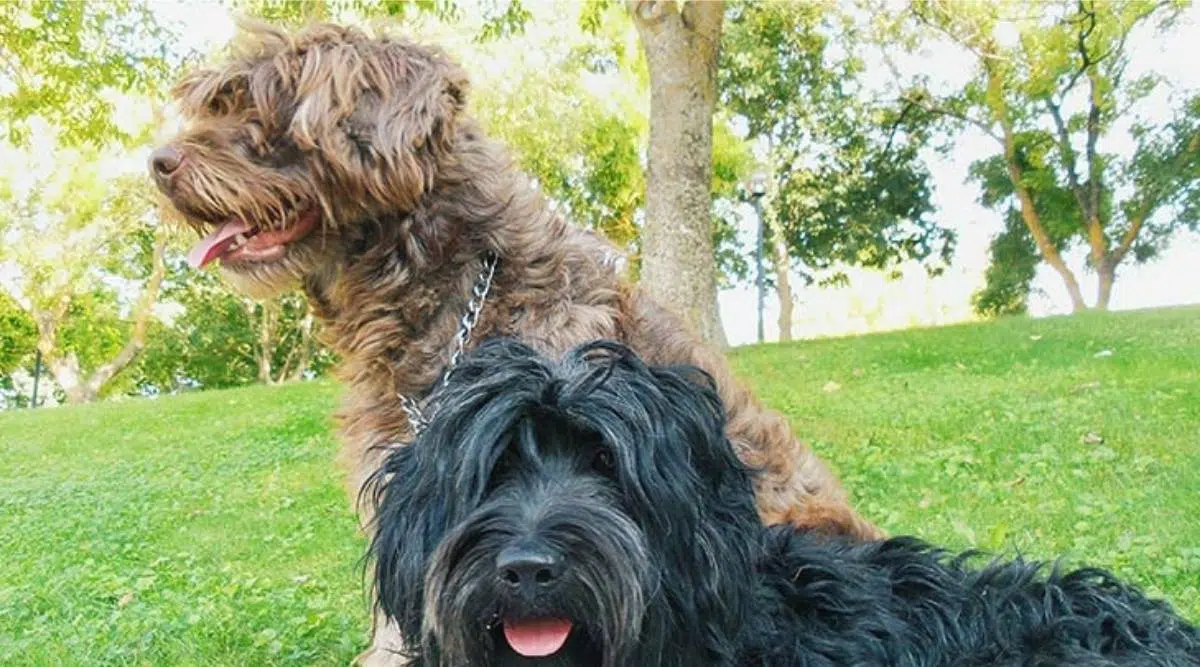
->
[398, 251, 499, 437]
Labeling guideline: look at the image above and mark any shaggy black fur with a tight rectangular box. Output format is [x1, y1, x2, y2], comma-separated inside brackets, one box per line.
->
[366, 338, 1200, 667]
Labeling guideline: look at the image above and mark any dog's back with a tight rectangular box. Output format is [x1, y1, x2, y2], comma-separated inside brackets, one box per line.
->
[752, 527, 1200, 666]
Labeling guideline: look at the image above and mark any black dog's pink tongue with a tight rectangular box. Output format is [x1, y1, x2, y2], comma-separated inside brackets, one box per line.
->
[502, 617, 573, 657]
[187, 219, 250, 268]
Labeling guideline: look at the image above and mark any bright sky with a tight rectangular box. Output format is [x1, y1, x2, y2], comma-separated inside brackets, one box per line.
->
[150, 1, 1200, 346]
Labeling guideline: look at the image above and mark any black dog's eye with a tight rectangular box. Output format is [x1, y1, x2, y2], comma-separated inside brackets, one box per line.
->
[592, 449, 616, 475]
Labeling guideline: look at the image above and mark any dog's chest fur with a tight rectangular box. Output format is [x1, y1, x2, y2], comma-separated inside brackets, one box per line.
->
[307, 217, 630, 497]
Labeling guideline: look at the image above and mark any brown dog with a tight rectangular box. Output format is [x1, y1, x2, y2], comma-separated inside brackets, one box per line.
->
[150, 21, 881, 662]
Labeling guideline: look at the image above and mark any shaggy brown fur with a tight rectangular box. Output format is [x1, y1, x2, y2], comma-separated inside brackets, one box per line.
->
[151, 20, 882, 662]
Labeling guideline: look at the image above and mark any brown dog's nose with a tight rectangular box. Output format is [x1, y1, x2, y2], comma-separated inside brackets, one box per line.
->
[150, 146, 183, 179]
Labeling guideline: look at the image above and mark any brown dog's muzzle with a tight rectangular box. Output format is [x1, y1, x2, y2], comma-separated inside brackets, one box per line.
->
[149, 145, 184, 194]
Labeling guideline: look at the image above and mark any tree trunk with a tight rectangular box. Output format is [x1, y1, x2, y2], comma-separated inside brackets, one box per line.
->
[764, 202, 793, 341]
[288, 311, 315, 382]
[255, 300, 277, 385]
[629, 0, 728, 348]
[46, 352, 96, 404]
[773, 234, 792, 341]
[1000, 132, 1089, 313]
[29, 294, 88, 403]
[762, 144, 792, 341]
[1095, 261, 1115, 311]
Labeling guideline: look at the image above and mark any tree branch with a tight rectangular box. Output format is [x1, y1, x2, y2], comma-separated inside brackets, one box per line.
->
[1110, 132, 1200, 267]
[1003, 130, 1088, 311]
[910, 0, 998, 62]
[1044, 97, 1090, 216]
[900, 91, 1001, 143]
[0, 275, 33, 313]
[1083, 65, 1108, 262]
[880, 49, 1001, 143]
[82, 226, 167, 395]
[988, 52, 1088, 311]
[1108, 215, 1145, 268]
[1058, 0, 1098, 94]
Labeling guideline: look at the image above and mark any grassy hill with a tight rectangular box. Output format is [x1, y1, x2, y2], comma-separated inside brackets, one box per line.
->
[1, 306, 1197, 665]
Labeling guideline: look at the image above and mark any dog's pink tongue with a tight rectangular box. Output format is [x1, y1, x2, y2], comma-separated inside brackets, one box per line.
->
[502, 618, 573, 658]
[187, 219, 250, 268]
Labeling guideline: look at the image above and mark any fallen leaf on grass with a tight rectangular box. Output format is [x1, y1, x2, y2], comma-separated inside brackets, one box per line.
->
[1080, 431, 1105, 445]
[117, 592, 134, 608]
[822, 381, 841, 393]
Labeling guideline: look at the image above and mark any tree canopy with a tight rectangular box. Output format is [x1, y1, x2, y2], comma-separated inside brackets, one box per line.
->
[881, 0, 1199, 313]
[0, 0, 173, 145]
[719, 1, 953, 336]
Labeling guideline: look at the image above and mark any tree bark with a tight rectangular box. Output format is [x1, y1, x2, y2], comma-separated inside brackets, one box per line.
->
[288, 310, 315, 382]
[255, 300, 277, 385]
[629, 0, 728, 347]
[48, 353, 93, 404]
[1096, 262, 1115, 311]
[772, 232, 793, 341]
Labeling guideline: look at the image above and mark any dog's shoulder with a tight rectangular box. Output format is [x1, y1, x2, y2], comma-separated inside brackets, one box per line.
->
[757, 527, 959, 604]
[563, 225, 628, 279]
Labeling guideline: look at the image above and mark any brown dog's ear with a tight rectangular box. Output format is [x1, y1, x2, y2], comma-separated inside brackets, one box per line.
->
[373, 42, 470, 157]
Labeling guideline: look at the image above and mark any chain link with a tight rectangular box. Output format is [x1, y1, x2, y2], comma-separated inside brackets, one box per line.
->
[444, 251, 498, 388]
[398, 393, 428, 436]
[397, 251, 499, 437]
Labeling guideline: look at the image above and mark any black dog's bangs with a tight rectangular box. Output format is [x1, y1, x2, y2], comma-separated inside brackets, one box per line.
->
[415, 339, 734, 500]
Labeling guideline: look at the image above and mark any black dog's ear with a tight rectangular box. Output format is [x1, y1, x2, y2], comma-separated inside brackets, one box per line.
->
[561, 342, 761, 646]
[365, 443, 449, 639]
[643, 364, 761, 635]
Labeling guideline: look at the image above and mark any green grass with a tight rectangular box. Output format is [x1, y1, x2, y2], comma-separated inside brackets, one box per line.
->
[1, 306, 1198, 664]
[732, 305, 1200, 617]
[0, 381, 360, 665]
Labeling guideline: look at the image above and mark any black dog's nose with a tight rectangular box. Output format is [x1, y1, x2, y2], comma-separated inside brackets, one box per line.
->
[497, 544, 563, 591]
[150, 146, 183, 179]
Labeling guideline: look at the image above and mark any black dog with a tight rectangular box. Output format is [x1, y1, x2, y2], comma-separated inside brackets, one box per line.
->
[365, 339, 1199, 666]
